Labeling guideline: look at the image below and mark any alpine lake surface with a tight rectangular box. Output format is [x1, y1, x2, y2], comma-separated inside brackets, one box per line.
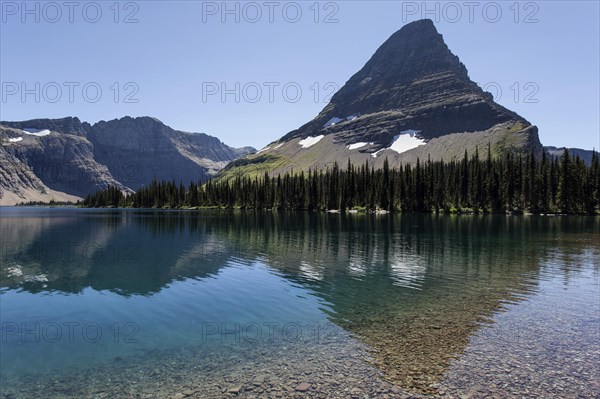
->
[0, 208, 598, 399]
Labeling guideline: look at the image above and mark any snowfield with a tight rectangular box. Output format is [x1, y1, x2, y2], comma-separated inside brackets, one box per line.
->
[389, 131, 426, 154]
[8, 137, 23, 143]
[347, 142, 371, 150]
[22, 129, 51, 137]
[299, 135, 324, 148]
[371, 129, 426, 158]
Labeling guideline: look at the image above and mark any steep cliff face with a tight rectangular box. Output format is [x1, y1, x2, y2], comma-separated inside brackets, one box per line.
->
[0, 143, 80, 205]
[219, 19, 543, 181]
[0, 124, 126, 203]
[88, 117, 254, 188]
[0, 117, 254, 205]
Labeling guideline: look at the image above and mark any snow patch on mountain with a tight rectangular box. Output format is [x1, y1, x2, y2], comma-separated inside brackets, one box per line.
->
[256, 146, 270, 154]
[389, 130, 425, 154]
[299, 135, 324, 148]
[371, 149, 385, 158]
[324, 115, 359, 128]
[22, 129, 51, 137]
[8, 137, 23, 143]
[347, 142, 372, 150]
[371, 130, 425, 158]
[324, 117, 343, 128]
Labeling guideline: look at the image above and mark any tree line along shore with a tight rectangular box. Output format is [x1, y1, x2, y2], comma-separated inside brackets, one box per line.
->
[82, 149, 600, 215]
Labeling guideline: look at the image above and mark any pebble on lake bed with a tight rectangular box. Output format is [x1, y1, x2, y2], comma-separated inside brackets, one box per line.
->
[295, 382, 311, 392]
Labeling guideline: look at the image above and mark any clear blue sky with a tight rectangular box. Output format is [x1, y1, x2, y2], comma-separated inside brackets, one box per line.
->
[1, 1, 599, 150]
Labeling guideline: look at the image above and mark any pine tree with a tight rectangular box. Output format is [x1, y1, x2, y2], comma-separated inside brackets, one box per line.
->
[558, 149, 573, 213]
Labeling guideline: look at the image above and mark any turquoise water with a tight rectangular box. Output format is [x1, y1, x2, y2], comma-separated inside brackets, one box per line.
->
[0, 209, 598, 398]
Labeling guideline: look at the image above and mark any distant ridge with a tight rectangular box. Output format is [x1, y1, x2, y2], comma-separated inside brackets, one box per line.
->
[545, 146, 596, 165]
[0, 116, 255, 205]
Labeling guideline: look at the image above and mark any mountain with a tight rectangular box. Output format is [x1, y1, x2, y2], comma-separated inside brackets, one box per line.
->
[218, 19, 543, 180]
[545, 146, 596, 165]
[0, 117, 254, 205]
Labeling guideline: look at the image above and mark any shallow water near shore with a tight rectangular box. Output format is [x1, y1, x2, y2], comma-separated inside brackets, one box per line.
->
[1, 208, 598, 398]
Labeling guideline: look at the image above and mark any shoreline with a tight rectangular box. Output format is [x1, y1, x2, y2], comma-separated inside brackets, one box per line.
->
[6, 204, 600, 216]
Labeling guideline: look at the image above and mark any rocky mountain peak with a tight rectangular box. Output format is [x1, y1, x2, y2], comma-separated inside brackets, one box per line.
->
[219, 20, 541, 182]
[282, 19, 525, 145]
[346, 18, 469, 89]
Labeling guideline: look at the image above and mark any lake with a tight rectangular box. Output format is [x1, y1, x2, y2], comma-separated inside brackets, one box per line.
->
[0, 208, 598, 398]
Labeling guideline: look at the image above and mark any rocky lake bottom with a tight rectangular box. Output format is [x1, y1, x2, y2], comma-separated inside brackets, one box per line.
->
[0, 210, 598, 398]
